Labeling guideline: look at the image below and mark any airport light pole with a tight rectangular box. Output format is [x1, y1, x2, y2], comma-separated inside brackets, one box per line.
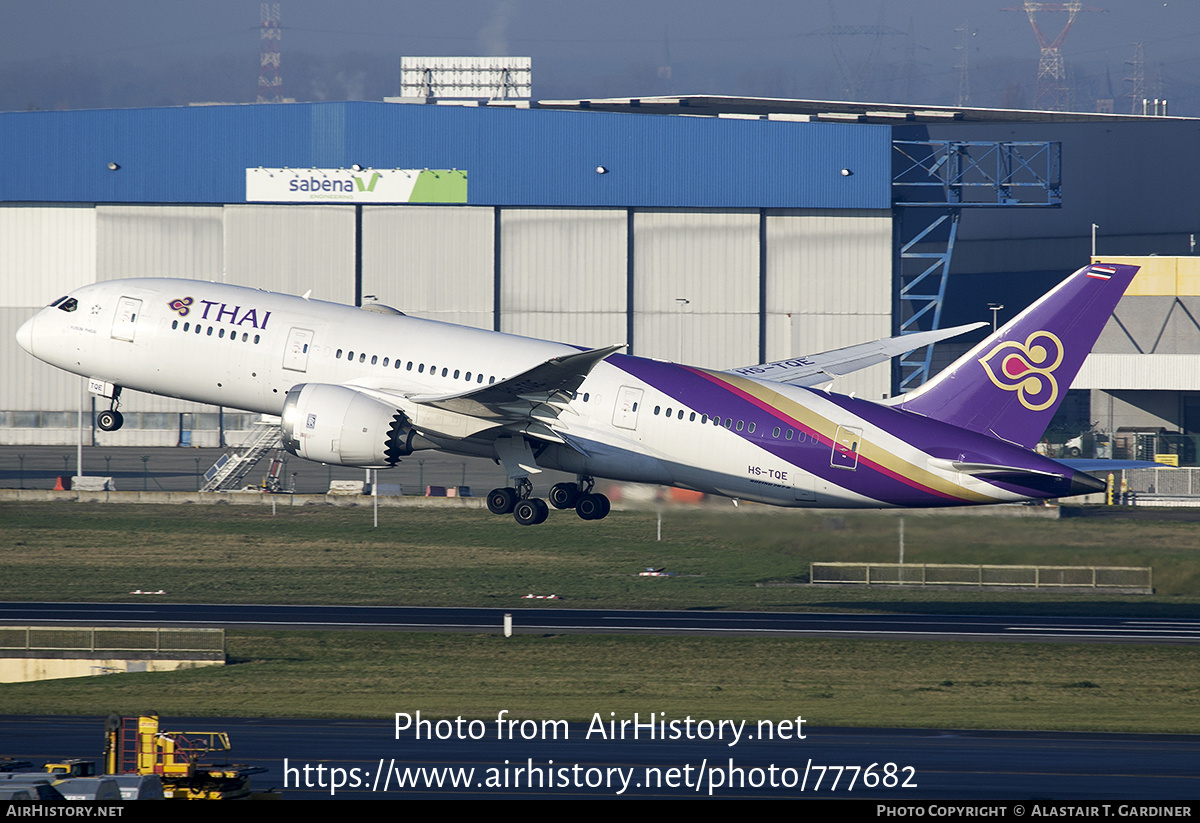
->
[988, 303, 1004, 333]
[675, 298, 690, 362]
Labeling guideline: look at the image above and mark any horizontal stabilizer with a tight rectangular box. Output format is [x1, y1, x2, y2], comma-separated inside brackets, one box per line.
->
[726, 323, 986, 387]
[930, 457, 1106, 496]
[930, 458, 1064, 479]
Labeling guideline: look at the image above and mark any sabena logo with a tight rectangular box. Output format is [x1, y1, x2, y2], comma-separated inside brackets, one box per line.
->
[353, 172, 380, 192]
[978, 330, 1064, 412]
[289, 172, 379, 194]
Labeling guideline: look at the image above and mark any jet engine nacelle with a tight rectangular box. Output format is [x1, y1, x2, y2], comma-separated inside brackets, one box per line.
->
[281, 383, 429, 467]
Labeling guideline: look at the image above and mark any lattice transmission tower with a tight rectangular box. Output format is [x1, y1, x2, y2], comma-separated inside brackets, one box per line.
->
[954, 24, 973, 107]
[1006, 2, 1101, 112]
[1124, 42, 1145, 114]
[258, 3, 282, 103]
[805, 0, 903, 101]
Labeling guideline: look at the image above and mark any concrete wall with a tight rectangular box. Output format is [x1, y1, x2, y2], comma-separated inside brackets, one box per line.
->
[0, 656, 222, 684]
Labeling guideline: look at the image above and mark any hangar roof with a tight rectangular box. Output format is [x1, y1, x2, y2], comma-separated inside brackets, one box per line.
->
[0, 101, 889, 209]
[537, 95, 1198, 124]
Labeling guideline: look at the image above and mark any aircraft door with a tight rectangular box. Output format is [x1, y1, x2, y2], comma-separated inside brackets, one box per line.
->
[830, 425, 862, 470]
[282, 327, 314, 372]
[111, 297, 142, 342]
[612, 386, 644, 430]
[792, 474, 817, 502]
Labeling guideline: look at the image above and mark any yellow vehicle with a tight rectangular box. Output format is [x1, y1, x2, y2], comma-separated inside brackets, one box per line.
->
[103, 715, 267, 800]
[43, 759, 96, 778]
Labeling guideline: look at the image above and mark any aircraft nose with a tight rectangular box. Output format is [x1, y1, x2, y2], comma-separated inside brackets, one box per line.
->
[15, 313, 35, 356]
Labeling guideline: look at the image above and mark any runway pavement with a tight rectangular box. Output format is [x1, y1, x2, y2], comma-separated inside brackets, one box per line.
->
[4, 602, 1199, 644]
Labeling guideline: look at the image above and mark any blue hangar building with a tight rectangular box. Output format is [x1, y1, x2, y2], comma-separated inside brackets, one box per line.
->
[0, 97, 1196, 455]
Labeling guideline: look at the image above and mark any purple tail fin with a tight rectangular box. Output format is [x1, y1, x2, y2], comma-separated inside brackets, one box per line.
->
[893, 262, 1138, 448]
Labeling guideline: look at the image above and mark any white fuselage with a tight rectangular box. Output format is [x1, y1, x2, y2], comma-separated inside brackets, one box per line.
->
[17, 278, 1073, 509]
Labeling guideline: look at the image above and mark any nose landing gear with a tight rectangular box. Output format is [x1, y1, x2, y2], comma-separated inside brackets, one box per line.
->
[95, 386, 124, 432]
[96, 409, 124, 432]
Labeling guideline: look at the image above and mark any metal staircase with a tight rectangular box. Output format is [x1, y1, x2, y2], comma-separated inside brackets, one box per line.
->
[201, 416, 282, 492]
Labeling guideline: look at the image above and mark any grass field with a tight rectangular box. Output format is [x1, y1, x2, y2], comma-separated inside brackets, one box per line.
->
[2, 632, 1198, 733]
[3, 502, 1200, 611]
[1, 501, 1198, 732]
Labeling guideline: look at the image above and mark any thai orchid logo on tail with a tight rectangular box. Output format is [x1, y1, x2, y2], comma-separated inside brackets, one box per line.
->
[978, 330, 1064, 411]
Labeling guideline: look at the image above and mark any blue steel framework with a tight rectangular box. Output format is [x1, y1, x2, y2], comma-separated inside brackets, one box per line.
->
[891, 141, 1063, 391]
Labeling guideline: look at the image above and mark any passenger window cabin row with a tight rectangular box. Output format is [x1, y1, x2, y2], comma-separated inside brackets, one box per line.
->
[171, 319, 259, 344]
[169, 317, 606, 407]
[333, 347, 497, 385]
[651, 403, 812, 442]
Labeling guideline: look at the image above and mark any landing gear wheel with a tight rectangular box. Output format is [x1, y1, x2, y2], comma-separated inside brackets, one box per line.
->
[575, 492, 610, 521]
[487, 487, 519, 515]
[96, 409, 124, 432]
[549, 482, 581, 510]
[513, 497, 549, 526]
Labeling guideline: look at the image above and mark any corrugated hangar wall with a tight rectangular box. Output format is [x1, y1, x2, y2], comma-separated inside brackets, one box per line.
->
[0, 202, 891, 445]
[0, 102, 894, 446]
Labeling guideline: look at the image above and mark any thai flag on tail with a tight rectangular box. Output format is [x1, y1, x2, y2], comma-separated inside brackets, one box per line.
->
[1086, 265, 1117, 280]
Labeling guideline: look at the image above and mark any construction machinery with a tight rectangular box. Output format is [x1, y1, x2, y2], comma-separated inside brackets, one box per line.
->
[103, 715, 268, 800]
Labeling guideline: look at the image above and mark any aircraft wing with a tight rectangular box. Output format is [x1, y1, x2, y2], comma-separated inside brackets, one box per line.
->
[724, 323, 987, 387]
[393, 344, 625, 444]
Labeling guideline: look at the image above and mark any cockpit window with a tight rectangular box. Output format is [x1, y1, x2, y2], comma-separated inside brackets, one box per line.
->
[54, 297, 78, 313]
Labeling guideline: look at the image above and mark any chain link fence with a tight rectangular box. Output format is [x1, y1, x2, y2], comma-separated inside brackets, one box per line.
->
[811, 563, 1151, 593]
[0, 626, 224, 655]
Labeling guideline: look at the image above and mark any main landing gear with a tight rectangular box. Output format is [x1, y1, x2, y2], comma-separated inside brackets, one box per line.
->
[486, 479, 549, 525]
[95, 387, 124, 432]
[486, 477, 610, 526]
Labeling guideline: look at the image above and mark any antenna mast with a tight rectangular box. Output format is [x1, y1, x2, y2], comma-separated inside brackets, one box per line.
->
[258, 3, 282, 103]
